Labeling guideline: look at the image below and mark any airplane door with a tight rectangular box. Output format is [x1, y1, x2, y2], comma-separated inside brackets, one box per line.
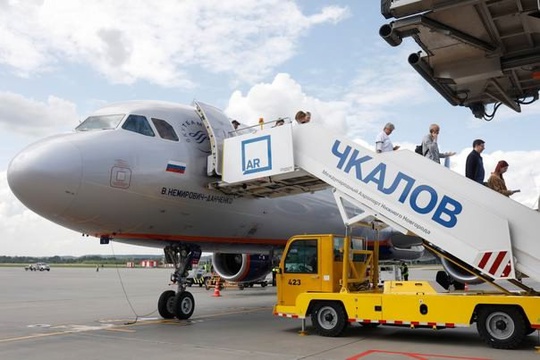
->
[193, 101, 232, 176]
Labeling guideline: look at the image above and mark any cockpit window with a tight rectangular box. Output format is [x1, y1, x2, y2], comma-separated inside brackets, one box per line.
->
[121, 115, 155, 137]
[151, 118, 179, 141]
[75, 114, 125, 131]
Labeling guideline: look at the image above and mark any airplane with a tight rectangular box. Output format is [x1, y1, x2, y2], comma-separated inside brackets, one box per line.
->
[380, 0, 540, 120]
[7, 100, 428, 320]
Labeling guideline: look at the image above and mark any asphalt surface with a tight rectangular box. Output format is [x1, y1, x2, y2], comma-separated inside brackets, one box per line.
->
[0, 266, 539, 360]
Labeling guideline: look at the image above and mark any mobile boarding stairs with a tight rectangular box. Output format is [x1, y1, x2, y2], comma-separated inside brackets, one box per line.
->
[209, 121, 540, 293]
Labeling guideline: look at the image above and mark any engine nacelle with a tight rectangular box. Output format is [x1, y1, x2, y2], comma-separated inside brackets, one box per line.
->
[212, 253, 272, 283]
[440, 257, 483, 285]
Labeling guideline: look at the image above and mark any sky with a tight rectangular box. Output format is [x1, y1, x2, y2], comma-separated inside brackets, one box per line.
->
[0, 1, 539, 257]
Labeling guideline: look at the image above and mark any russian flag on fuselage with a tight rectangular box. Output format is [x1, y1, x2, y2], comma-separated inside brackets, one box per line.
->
[166, 161, 187, 174]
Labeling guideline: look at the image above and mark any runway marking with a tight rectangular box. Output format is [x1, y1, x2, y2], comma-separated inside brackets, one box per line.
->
[346, 349, 490, 360]
[0, 306, 271, 344]
[105, 328, 136, 333]
[0, 331, 76, 343]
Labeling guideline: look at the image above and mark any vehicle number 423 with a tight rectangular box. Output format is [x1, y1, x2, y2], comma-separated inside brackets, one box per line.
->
[288, 279, 301, 286]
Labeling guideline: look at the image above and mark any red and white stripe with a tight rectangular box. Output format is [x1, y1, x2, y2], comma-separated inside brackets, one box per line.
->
[274, 312, 302, 319]
[353, 319, 465, 328]
[475, 251, 513, 278]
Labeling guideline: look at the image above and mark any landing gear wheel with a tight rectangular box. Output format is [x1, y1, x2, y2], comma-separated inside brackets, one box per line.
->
[311, 302, 347, 337]
[157, 290, 176, 319]
[174, 292, 195, 320]
[477, 306, 527, 349]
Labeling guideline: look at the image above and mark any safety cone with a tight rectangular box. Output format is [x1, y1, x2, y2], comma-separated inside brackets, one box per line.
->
[212, 278, 222, 297]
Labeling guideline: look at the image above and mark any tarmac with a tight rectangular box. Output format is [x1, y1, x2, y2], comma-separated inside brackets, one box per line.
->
[0, 266, 539, 360]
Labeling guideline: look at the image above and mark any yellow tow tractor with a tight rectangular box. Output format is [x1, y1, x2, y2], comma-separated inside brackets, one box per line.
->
[273, 233, 540, 350]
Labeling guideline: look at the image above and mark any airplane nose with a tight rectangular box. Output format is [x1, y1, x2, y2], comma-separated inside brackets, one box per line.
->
[7, 137, 82, 218]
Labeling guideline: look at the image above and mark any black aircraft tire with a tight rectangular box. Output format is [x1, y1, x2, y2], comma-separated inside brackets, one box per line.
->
[174, 292, 195, 320]
[477, 306, 527, 349]
[157, 290, 176, 319]
[311, 302, 347, 337]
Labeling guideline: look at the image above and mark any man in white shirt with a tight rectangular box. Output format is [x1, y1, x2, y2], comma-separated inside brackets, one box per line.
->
[375, 122, 400, 153]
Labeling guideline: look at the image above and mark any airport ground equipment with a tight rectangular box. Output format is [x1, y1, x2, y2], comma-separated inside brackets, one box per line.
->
[273, 234, 540, 349]
[214, 121, 540, 349]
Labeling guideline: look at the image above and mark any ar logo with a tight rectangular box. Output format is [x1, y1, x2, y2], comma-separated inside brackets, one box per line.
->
[242, 135, 272, 175]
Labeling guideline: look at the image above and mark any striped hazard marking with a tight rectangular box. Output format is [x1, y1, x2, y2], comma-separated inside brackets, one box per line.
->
[475, 251, 512, 278]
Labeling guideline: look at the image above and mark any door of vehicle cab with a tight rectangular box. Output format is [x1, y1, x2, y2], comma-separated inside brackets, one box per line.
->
[276, 237, 323, 307]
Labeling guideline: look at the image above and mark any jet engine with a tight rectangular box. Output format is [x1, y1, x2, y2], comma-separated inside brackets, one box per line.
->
[437, 257, 483, 290]
[211, 253, 273, 283]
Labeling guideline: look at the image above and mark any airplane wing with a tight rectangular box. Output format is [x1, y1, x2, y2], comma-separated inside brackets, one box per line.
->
[380, 0, 540, 120]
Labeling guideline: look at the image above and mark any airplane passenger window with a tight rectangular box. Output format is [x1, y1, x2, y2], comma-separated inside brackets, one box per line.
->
[122, 115, 155, 137]
[151, 118, 179, 141]
[76, 114, 125, 131]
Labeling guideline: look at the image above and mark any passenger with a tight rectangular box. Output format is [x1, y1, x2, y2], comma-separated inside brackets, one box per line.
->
[295, 111, 309, 124]
[487, 160, 520, 197]
[421, 124, 456, 163]
[272, 119, 285, 127]
[231, 120, 253, 135]
[375, 122, 400, 153]
[465, 139, 486, 183]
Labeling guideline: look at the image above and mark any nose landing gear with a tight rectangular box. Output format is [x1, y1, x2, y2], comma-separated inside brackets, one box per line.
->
[157, 245, 201, 320]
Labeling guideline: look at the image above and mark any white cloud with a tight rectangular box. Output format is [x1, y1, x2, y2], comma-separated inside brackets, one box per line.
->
[0, 1, 348, 87]
[225, 73, 350, 132]
[0, 91, 78, 136]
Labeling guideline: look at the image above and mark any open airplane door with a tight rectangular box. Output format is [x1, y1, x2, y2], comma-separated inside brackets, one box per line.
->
[193, 101, 233, 176]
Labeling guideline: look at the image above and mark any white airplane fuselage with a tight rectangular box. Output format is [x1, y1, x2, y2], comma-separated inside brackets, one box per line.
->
[7, 101, 422, 259]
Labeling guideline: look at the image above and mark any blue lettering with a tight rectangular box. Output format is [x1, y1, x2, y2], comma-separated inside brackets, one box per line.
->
[381, 172, 415, 203]
[432, 195, 462, 228]
[409, 185, 438, 214]
[362, 163, 387, 191]
[331, 140, 351, 169]
[246, 158, 260, 170]
[344, 150, 372, 180]
[331, 142, 462, 227]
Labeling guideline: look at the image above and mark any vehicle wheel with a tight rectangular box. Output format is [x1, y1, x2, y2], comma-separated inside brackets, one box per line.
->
[174, 292, 195, 320]
[477, 306, 527, 349]
[157, 290, 176, 319]
[311, 302, 347, 337]
[238, 284, 245, 290]
[261, 282, 267, 288]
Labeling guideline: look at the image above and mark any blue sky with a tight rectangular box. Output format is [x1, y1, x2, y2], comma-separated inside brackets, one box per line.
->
[0, 1, 538, 256]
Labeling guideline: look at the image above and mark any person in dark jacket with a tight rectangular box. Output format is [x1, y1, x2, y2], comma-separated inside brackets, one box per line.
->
[465, 139, 486, 183]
